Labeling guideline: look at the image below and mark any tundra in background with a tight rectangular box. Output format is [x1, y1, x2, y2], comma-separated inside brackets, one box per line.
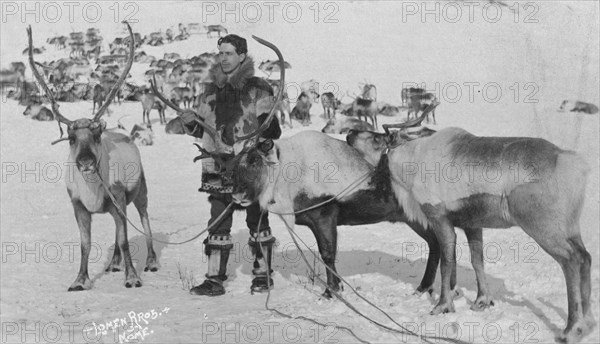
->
[346, 110, 593, 343]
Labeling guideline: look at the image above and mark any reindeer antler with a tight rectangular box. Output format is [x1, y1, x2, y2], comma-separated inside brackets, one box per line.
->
[382, 101, 440, 135]
[149, 75, 233, 155]
[233, 35, 285, 143]
[93, 21, 135, 121]
[27, 25, 72, 136]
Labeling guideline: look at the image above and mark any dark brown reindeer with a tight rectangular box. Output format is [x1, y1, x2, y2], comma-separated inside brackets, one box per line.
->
[346, 109, 594, 343]
[28, 23, 159, 291]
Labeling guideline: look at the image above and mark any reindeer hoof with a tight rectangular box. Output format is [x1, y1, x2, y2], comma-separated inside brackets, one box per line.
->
[430, 302, 455, 315]
[68, 279, 92, 291]
[414, 286, 434, 296]
[125, 279, 142, 288]
[557, 317, 595, 343]
[470, 296, 494, 311]
[557, 328, 583, 344]
[144, 260, 160, 272]
[321, 289, 334, 299]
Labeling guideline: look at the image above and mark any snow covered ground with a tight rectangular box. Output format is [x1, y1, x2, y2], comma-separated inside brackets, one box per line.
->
[1, 1, 598, 343]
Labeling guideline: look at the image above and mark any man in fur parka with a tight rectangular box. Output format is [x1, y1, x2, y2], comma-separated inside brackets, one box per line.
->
[181, 34, 280, 296]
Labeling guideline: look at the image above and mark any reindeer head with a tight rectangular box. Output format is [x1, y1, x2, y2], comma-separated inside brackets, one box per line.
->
[230, 114, 282, 206]
[28, 22, 135, 173]
[346, 103, 438, 166]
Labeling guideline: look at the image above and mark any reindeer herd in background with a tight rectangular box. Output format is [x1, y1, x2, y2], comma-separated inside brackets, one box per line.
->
[0, 21, 451, 146]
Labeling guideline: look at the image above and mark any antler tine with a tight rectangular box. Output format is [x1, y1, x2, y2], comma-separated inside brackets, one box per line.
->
[93, 21, 135, 121]
[149, 75, 233, 154]
[27, 26, 72, 128]
[233, 35, 285, 143]
[382, 101, 440, 132]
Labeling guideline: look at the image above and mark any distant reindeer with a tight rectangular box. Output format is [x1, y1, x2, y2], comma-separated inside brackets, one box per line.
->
[290, 92, 312, 126]
[559, 100, 599, 115]
[165, 117, 186, 135]
[400, 87, 425, 106]
[407, 92, 438, 124]
[139, 89, 166, 124]
[321, 92, 340, 120]
[204, 25, 228, 38]
[348, 83, 378, 129]
[23, 104, 54, 121]
[92, 84, 104, 114]
[28, 23, 159, 291]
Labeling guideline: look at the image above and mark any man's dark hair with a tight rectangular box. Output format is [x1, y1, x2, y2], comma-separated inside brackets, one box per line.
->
[217, 34, 247, 55]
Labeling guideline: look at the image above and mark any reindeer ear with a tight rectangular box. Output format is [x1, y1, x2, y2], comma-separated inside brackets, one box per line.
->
[99, 119, 107, 131]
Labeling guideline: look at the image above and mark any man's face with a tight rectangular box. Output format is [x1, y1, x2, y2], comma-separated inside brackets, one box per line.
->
[218, 43, 245, 74]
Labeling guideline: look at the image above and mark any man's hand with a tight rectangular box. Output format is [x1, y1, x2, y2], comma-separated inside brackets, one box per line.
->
[180, 111, 198, 125]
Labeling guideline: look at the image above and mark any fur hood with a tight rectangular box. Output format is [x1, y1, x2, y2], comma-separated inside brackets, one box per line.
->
[209, 55, 255, 90]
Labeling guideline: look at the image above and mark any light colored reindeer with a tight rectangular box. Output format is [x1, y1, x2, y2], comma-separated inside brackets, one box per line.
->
[28, 23, 159, 291]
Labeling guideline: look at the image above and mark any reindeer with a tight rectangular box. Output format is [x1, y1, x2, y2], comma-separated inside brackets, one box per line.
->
[321, 92, 340, 120]
[23, 104, 54, 121]
[27, 23, 159, 291]
[92, 83, 104, 114]
[290, 92, 312, 126]
[348, 83, 378, 129]
[138, 89, 166, 125]
[258, 59, 291, 78]
[47, 36, 68, 50]
[400, 87, 425, 106]
[204, 25, 228, 38]
[346, 108, 594, 343]
[407, 92, 438, 124]
[170, 86, 193, 108]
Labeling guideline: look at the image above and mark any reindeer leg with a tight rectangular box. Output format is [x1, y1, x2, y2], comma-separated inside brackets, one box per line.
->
[68, 200, 93, 291]
[427, 215, 457, 315]
[133, 174, 159, 272]
[571, 235, 596, 335]
[286, 109, 292, 129]
[106, 235, 123, 272]
[406, 221, 441, 295]
[301, 206, 341, 299]
[464, 228, 494, 310]
[108, 189, 142, 288]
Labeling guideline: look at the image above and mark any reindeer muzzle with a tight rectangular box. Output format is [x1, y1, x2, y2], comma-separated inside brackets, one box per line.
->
[76, 152, 98, 173]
